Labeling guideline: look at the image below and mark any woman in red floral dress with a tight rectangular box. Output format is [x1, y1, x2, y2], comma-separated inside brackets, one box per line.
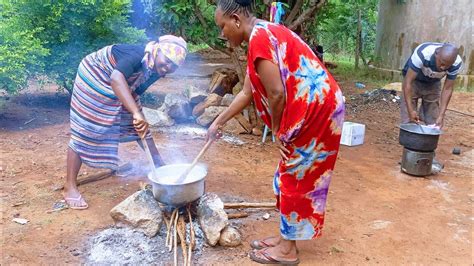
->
[208, 0, 345, 264]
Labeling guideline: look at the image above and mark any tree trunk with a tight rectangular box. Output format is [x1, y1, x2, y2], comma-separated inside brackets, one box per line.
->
[262, 0, 272, 20]
[355, 8, 362, 69]
[287, 0, 326, 31]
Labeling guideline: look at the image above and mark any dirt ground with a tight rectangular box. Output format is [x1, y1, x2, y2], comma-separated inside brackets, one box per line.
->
[1, 54, 473, 265]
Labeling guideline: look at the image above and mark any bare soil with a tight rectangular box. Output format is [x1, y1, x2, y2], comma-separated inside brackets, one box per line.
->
[1, 55, 473, 265]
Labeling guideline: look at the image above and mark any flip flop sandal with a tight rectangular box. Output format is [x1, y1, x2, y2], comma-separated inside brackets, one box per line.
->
[251, 238, 299, 254]
[63, 195, 89, 210]
[249, 249, 300, 265]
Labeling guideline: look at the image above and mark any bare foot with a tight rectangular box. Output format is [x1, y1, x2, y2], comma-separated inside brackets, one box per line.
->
[250, 235, 281, 249]
[63, 186, 88, 210]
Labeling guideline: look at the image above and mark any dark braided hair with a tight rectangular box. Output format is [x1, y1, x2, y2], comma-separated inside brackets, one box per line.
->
[217, 0, 253, 16]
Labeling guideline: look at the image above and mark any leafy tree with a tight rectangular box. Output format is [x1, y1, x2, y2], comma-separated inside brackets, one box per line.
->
[149, 0, 328, 54]
[0, 0, 380, 94]
[312, 0, 378, 67]
[0, 0, 146, 94]
[0, 2, 48, 94]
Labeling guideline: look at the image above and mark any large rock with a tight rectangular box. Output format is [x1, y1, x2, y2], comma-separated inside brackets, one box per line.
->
[192, 93, 223, 117]
[143, 107, 174, 127]
[196, 106, 226, 127]
[196, 193, 228, 246]
[159, 94, 192, 122]
[223, 117, 247, 135]
[221, 93, 235, 106]
[219, 226, 242, 247]
[110, 189, 163, 237]
[185, 85, 209, 105]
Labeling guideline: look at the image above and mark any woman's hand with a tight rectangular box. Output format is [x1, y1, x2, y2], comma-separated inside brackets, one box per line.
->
[276, 138, 290, 161]
[133, 112, 149, 139]
[206, 121, 223, 141]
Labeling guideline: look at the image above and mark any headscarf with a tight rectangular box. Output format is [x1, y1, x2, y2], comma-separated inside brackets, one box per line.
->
[142, 35, 187, 77]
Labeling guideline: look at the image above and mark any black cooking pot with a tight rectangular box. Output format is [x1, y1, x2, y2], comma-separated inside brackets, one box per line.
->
[399, 123, 442, 152]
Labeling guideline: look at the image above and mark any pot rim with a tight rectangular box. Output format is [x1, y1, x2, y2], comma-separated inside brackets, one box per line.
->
[147, 163, 207, 186]
[399, 123, 442, 136]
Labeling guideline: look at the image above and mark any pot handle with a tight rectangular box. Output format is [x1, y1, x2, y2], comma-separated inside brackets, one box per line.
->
[416, 158, 432, 166]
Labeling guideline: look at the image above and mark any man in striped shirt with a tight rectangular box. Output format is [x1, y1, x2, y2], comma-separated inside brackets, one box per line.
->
[401, 42, 463, 128]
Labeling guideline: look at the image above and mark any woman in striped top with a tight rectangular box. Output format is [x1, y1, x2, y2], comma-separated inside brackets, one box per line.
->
[64, 35, 187, 209]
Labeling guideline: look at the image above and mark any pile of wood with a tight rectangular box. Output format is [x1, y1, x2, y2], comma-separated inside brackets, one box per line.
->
[142, 67, 264, 136]
[188, 67, 262, 136]
[164, 206, 195, 266]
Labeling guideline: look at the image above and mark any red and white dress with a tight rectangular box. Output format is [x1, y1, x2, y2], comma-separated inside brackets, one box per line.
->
[247, 22, 345, 240]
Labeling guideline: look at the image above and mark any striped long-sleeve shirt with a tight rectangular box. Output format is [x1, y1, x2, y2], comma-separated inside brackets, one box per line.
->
[402, 42, 463, 83]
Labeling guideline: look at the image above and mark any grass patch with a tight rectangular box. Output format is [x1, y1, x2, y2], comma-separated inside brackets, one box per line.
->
[326, 54, 392, 88]
[188, 43, 210, 53]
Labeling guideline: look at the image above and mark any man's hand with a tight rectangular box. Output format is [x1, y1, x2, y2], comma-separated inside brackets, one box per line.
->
[206, 121, 223, 141]
[409, 110, 421, 124]
[403, 69, 419, 124]
[435, 115, 444, 129]
[276, 139, 290, 161]
[133, 112, 149, 139]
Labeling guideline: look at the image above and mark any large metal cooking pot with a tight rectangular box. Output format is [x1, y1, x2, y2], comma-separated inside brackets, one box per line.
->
[399, 123, 442, 152]
[401, 148, 434, 176]
[148, 163, 206, 207]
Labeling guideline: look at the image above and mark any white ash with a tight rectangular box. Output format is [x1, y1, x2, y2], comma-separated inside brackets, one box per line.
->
[154, 124, 207, 136]
[186, 220, 206, 255]
[86, 224, 205, 265]
[220, 135, 245, 146]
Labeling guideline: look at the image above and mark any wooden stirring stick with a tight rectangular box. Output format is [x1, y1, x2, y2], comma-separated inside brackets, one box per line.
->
[141, 136, 159, 179]
[177, 139, 213, 183]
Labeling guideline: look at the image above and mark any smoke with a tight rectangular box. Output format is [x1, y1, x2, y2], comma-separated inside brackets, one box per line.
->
[129, 0, 161, 40]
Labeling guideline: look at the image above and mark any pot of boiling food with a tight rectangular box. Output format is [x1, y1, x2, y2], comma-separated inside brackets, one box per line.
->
[147, 163, 207, 207]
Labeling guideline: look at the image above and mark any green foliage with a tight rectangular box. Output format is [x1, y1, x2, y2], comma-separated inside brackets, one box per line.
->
[155, 0, 222, 49]
[0, 0, 382, 94]
[154, 0, 267, 49]
[312, 0, 378, 60]
[0, 0, 146, 94]
[188, 43, 210, 53]
[0, 2, 48, 93]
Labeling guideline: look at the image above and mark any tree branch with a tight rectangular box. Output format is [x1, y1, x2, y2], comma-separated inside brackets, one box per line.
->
[193, 1, 209, 31]
[193, 1, 230, 56]
[287, 0, 326, 31]
[284, 0, 304, 25]
[261, 0, 272, 20]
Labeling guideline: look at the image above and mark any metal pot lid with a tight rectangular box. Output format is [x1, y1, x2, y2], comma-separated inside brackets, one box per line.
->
[399, 123, 442, 136]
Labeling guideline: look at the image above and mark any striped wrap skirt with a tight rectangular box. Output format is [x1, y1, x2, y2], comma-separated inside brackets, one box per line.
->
[69, 46, 149, 169]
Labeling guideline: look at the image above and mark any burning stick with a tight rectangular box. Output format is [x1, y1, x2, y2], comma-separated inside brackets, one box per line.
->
[187, 205, 196, 250]
[177, 215, 187, 266]
[173, 211, 179, 266]
[53, 163, 132, 191]
[164, 215, 171, 242]
[227, 212, 249, 219]
[186, 206, 195, 266]
[166, 209, 177, 250]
